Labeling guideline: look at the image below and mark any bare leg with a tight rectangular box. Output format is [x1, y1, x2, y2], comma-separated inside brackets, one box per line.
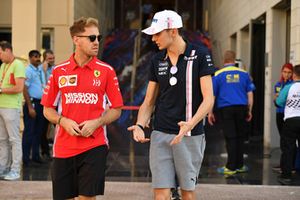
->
[78, 195, 96, 200]
[154, 188, 171, 200]
[181, 190, 195, 200]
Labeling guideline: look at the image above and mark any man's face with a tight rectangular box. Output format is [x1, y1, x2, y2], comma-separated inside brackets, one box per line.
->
[45, 53, 55, 66]
[151, 29, 174, 50]
[0, 48, 10, 63]
[30, 54, 41, 67]
[73, 26, 100, 57]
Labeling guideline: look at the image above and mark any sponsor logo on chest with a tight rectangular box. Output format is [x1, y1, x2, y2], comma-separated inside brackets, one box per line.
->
[184, 55, 198, 61]
[64, 93, 99, 104]
[158, 61, 169, 75]
[59, 75, 77, 88]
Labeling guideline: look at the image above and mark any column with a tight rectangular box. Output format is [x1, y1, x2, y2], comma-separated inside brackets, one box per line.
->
[12, 0, 41, 58]
[290, 0, 300, 65]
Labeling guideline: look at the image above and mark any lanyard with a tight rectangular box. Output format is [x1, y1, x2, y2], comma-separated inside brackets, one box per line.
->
[0, 59, 15, 84]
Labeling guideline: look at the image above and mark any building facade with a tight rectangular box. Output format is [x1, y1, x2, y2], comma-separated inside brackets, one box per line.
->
[0, 0, 114, 63]
[203, 0, 300, 149]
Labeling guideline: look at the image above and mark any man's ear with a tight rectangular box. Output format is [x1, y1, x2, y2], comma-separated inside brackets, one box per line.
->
[171, 28, 178, 36]
[73, 36, 79, 46]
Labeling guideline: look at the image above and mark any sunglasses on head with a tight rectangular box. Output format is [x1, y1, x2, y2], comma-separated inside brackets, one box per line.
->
[76, 34, 102, 42]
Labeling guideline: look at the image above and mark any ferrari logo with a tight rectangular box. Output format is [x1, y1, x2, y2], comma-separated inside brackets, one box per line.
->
[94, 70, 101, 77]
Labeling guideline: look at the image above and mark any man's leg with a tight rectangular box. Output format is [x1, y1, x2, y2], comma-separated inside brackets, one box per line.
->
[181, 190, 195, 200]
[224, 137, 237, 170]
[235, 106, 248, 169]
[78, 196, 96, 200]
[4, 108, 22, 174]
[22, 105, 34, 165]
[0, 110, 10, 174]
[31, 102, 45, 161]
[219, 107, 237, 171]
[173, 134, 205, 200]
[150, 131, 176, 191]
[78, 146, 108, 197]
[281, 119, 297, 177]
[154, 188, 171, 200]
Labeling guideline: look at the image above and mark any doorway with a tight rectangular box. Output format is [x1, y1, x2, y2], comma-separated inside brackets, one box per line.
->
[250, 15, 266, 137]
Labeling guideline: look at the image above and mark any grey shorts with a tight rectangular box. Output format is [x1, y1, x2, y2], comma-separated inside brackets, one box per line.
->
[149, 130, 206, 191]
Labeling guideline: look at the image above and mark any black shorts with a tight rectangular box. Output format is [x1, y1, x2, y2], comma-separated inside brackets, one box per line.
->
[51, 145, 108, 200]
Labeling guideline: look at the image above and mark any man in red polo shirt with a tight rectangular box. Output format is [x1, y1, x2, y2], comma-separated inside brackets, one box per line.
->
[41, 17, 123, 200]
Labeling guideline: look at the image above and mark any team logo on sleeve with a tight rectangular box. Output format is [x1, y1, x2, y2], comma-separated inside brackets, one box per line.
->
[94, 70, 101, 77]
[59, 75, 78, 88]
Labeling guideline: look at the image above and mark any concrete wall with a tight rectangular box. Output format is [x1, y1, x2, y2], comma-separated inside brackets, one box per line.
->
[290, 0, 300, 64]
[0, 0, 74, 63]
[0, 0, 12, 26]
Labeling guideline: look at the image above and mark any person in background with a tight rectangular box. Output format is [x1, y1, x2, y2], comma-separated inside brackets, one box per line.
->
[272, 63, 293, 173]
[276, 64, 300, 185]
[39, 49, 55, 160]
[22, 50, 48, 166]
[41, 17, 123, 199]
[128, 10, 215, 200]
[208, 50, 255, 175]
[0, 41, 25, 180]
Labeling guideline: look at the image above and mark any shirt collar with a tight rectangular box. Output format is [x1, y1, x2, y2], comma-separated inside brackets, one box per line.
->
[223, 63, 236, 68]
[29, 64, 40, 71]
[157, 41, 194, 61]
[69, 53, 97, 70]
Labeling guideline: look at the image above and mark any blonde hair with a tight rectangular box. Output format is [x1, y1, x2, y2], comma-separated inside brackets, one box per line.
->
[69, 17, 99, 37]
[223, 50, 236, 63]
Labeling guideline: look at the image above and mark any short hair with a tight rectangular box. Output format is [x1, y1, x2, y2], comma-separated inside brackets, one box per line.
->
[28, 50, 41, 58]
[43, 49, 54, 60]
[0, 41, 13, 52]
[294, 64, 300, 77]
[224, 50, 236, 63]
[69, 17, 99, 37]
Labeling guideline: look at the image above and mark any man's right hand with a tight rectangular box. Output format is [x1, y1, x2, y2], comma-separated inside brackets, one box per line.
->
[59, 117, 82, 137]
[28, 107, 37, 118]
[127, 125, 150, 143]
[208, 112, 216, 125]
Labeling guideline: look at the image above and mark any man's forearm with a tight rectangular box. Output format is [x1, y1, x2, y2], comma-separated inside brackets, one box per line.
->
[136, 102, 154, 128]
[44, 107, 60, 124]
[2, 78, 25, 94]
[247, 92, 253, 112]
[190, 95, 214, 129]
[98, 107, 122, 126]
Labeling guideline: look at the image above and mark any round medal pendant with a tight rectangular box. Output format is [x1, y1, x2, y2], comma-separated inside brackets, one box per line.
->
[169, 76, 177, 86]
[170, 66, 178, 74]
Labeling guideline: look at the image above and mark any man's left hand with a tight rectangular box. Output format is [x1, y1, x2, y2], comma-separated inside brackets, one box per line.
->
[170, 121, 193, 145]
[79, 118, 102, 137]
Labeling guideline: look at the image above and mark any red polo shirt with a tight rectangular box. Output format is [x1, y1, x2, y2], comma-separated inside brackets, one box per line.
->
[41, 54, 123, 158]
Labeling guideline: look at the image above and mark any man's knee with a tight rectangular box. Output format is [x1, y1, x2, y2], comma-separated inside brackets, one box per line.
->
[154, 188, 170, 200]
[181, 189, 195, 200]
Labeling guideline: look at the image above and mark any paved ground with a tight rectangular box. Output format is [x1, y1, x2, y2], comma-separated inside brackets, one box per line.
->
[0, 181, 300, 200]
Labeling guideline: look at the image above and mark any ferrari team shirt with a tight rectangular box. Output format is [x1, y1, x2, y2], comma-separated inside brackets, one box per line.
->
[41, 54, 123, 158]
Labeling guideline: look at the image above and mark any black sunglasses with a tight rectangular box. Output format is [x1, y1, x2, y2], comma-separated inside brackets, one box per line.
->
[76, 34, 102, 42]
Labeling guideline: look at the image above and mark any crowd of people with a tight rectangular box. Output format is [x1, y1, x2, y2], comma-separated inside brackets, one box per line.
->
[0, 9, 299, 200]
[0, 42, 55, 180]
